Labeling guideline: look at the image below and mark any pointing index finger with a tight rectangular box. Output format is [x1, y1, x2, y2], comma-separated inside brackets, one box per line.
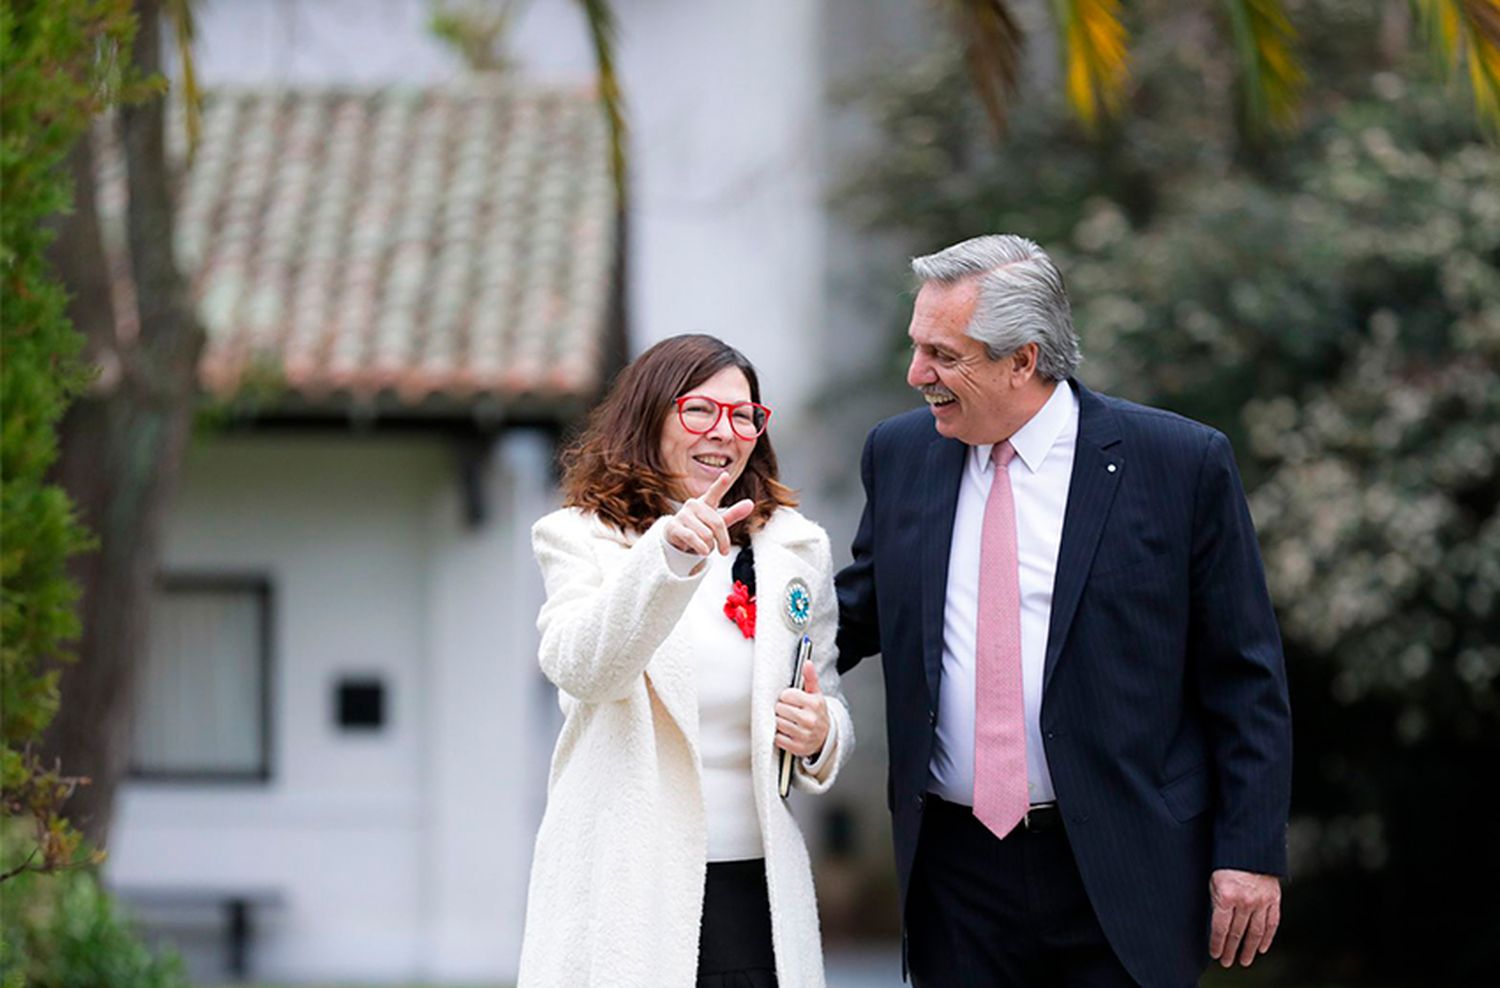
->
[701, 470, 733, 509]
[719, 498, 755, 528]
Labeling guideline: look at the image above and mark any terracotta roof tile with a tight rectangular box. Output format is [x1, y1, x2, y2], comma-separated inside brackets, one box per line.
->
[97, 78, 616, 414]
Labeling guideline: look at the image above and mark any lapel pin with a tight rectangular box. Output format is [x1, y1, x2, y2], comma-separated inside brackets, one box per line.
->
[1107, 463, 1118, 473]
[782, 577, 812, 631]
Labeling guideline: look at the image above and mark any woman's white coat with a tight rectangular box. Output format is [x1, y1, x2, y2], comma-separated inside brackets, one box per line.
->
[517, 506, 854, 988]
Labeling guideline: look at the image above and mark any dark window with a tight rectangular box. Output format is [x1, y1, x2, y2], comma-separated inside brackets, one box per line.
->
[130, 575, 272, 782]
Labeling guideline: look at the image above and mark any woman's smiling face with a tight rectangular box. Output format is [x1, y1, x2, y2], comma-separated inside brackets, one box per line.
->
[660, 366, 758, 501]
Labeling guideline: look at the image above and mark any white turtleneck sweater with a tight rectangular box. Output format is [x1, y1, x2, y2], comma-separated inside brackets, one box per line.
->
[664, 538, 837, 861]
[676, 546, 763, 861]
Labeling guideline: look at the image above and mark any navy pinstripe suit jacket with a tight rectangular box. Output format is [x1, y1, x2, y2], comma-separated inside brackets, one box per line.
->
[835, 380, 1292, 988]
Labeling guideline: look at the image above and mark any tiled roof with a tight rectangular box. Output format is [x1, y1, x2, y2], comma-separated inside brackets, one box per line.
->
[96, 78, 616, 414]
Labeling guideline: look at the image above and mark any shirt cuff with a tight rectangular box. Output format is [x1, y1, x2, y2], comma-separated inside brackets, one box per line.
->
[663, 541, 707, 578]
[801, 714, 838, 774]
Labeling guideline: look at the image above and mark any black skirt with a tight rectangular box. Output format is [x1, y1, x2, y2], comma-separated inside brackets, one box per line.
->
[697, 858, 779, 988]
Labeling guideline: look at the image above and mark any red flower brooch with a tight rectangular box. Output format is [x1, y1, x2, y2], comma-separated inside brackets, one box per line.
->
[724, 580, 756, 639]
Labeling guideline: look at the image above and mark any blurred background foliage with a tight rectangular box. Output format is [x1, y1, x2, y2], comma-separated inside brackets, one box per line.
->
[1, 0, 137, 878]
[1, 822, 188, 988]
[2, 0, 184, 981]
[834, 0, 1498, 981]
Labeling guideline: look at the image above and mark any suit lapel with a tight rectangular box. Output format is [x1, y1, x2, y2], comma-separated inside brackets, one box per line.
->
[1043, 382, 1124, 696]
[922, 436, 967, 704]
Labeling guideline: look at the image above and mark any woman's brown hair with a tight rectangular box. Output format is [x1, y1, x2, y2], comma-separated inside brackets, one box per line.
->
[560, 334, 797, 543]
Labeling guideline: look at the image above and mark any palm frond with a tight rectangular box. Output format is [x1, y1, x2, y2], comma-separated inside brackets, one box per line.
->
[1224, 0, 1304, 134]
[948, 0, 1024, 136]
[1049, 0, 1129, 131]
[1459, 0, 1500, 132]
[1414, 0, 1500, 134]
[1414, 0, 1464, 63]
[162, 0, 201, 162]
[576, 0, 627, 205]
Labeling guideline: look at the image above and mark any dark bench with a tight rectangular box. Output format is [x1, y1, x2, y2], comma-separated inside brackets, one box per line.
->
[114, 887, 285, 980]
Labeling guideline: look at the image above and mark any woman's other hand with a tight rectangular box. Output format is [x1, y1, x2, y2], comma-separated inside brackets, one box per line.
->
[775, 661, 830, 758]
[664, 471, 754, 556]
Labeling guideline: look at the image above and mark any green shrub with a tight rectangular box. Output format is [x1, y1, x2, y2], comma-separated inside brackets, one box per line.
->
[0, 826, 187, 988]
[1, 0, 141, 875]
[2, 3, 182, 982]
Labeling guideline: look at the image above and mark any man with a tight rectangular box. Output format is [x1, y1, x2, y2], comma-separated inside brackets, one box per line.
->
[835, 235, 1291, 986]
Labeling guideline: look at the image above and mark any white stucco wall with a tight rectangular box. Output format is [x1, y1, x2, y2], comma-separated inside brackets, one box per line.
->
[420, 429, 556, 980]
[612, 1, 825, 413]
[108, 433, 549, 982]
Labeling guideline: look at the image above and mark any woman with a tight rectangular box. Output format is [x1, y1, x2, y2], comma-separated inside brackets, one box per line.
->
[517, 334, 854, 988]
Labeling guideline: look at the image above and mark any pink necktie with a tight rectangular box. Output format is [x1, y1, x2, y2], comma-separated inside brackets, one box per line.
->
[974, 440, 1028, 839]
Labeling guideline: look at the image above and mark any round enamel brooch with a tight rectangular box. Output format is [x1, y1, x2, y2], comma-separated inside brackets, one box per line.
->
[782, 578, 812, 631]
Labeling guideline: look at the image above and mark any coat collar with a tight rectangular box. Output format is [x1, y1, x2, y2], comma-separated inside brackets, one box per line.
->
[588, 512, 638, 547]
[755, 506, 823, 549]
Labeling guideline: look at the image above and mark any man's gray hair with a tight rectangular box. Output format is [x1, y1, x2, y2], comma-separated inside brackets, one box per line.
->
[911, 234, 1082, 381]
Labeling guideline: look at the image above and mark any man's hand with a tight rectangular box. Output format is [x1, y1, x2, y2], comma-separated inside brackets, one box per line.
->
[664, 471, 754, 556]
[1209, 868, 1281, 968]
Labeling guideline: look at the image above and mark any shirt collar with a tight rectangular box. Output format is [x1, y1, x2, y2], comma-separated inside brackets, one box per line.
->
[972, 380, 1077, 474]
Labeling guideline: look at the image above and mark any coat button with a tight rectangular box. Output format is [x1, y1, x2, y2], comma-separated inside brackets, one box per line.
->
[928, 708, 937, 726]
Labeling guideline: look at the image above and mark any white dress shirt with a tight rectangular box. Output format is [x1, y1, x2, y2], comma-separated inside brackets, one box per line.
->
[929, 380, 1079, 807]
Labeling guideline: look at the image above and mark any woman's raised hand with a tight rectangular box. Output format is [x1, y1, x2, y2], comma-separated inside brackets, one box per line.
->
[664, 471, 755, 556]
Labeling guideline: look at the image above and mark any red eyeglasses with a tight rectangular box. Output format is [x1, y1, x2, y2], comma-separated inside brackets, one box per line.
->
[674, 395, 773, 439]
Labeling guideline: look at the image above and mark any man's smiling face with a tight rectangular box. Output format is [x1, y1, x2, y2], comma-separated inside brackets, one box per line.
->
[905, 279, 1018, 446]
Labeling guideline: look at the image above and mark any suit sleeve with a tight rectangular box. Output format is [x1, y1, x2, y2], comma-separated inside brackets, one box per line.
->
[532, 510, 704, 703]
[793, 530, 856, 793]
[835, 426, 883, 674]
[1189, 432, 1293, 877]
